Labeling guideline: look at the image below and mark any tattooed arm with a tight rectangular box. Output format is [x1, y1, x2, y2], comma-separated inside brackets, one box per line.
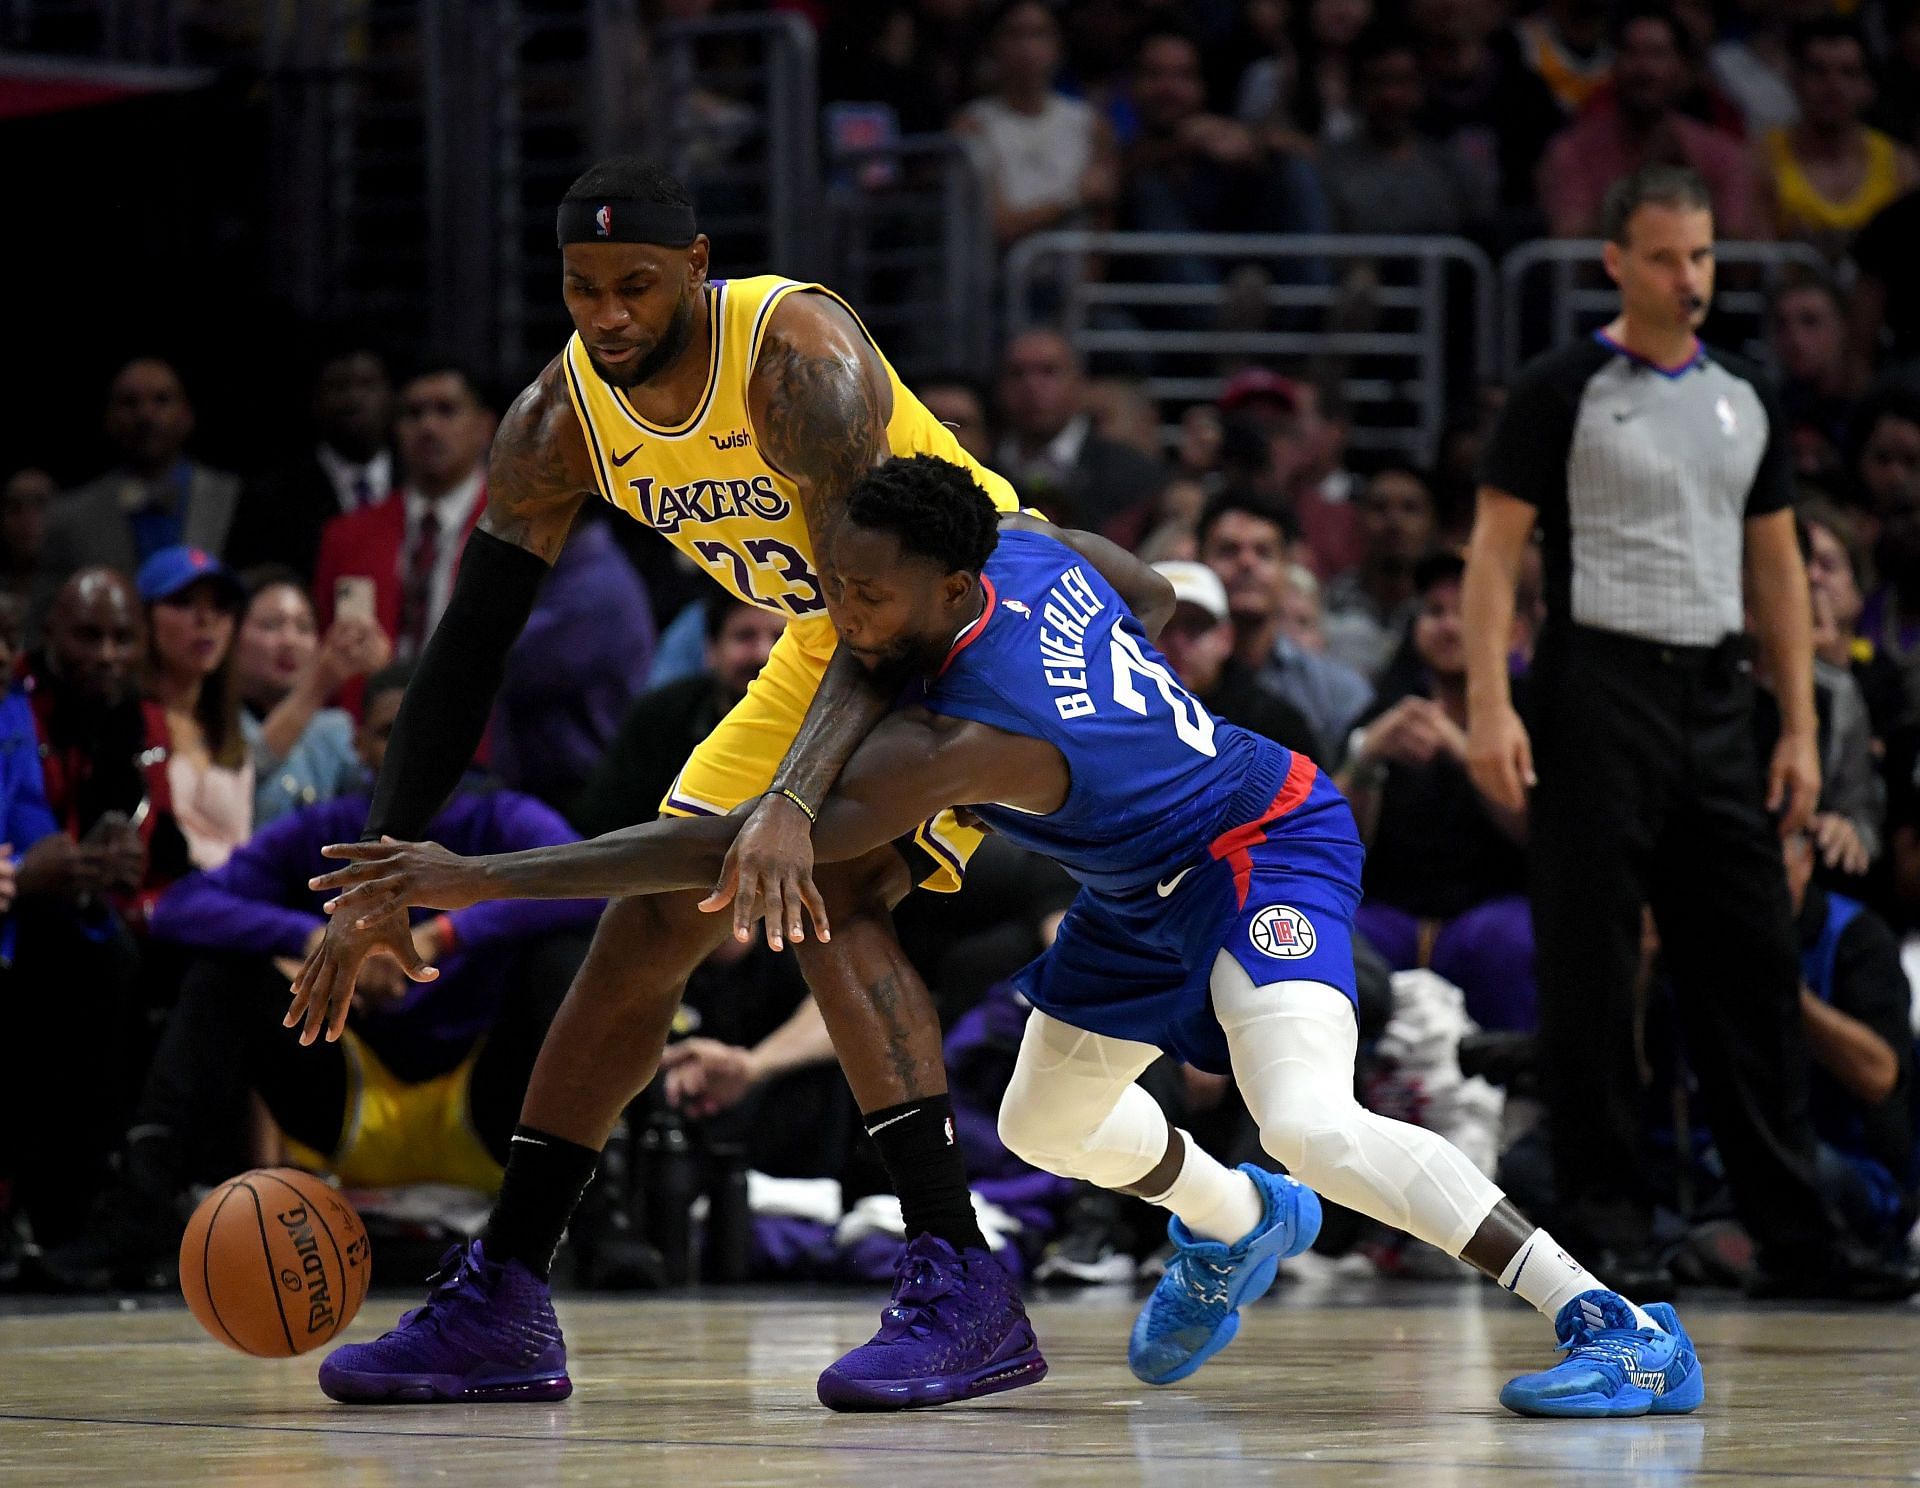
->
[287, 359, 592, 1047]
[707, 293, 904, 940]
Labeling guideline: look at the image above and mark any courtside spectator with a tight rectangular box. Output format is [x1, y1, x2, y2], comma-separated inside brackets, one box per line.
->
[1770, 268, 1863, 487]
[140, 547, 251, 870]
[234, 567, 389, 826]
[1152, 560, 1321, 756]
[918, 376, 996, 465]
[1323, 465, 1440, 680]
[1343, 551, 1535, 1030]
[228, 347, 396, 576]
[37, 359, 240, 620]
[1847, 385, 1920, 517]
[313, 364, 494, 658]
[1198, 493, 1374, 757]
[1515, 0, 1611, 114]
[491, 508, 655, 812]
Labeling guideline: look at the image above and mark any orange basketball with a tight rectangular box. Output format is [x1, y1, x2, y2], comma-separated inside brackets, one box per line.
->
[178, 1168, 372, 1357]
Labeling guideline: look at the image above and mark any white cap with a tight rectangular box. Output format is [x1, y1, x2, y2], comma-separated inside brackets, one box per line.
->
[1153, 560, 1229, 623]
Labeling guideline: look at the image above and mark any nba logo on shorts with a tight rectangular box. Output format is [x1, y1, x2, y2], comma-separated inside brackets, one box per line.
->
[595, 203, 612, 237]
[1249, 905, 1315, 959]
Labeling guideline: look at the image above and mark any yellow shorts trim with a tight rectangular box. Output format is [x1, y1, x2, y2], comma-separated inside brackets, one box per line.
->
[658, 620, 982, 892]
[283, 1031, 504, 1194]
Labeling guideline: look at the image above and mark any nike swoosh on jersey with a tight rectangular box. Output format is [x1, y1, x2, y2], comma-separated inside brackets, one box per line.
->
[1156, 866, 1195, 897]
[610, 445, 642, 466]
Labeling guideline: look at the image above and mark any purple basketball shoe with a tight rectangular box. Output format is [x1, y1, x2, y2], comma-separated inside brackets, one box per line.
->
[817, 1234, 1048, 1411]
[318, 1240, 572, 1404]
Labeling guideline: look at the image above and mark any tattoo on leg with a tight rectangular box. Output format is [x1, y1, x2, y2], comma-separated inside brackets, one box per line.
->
[867, 970, 924, 1094]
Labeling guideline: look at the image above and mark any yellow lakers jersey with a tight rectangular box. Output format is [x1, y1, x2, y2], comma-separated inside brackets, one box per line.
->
[559, 275, 1018, 636]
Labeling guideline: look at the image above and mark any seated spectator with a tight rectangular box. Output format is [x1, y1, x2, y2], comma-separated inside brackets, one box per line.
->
[917, 374, 995, 465]
[492, 508, 654, 812]
[1706, 0, 1797, 135]
[1121, 23, 1330, 275]
[1341, 552, 1535, 1031]
[953, 0, 1119, 251]
[1321, 26, 1493, 238]
[1197, 493, 1374, 757]
[4, 572, 183, 1255]
[1514, 0, 1610, 116]
[40, 662, 603, 1289]
[1537, 5, 1763, 240]
[140, 547, 251, 870]
[994, 330, 1167, 542]
[228, 346, 395, 576]
[1800, 498, 1908, 736]
[1851, 193, 1920, 382]
[1, 468, 52, 614]
[1771, 267, 1865, 488]
[1278, 0, 1374, 143]
[1758, 19, 1917, 261]
[1410, 0, 1563, 240]
[1151, 560, 1321, 756]
[1083, 377, 1164, 462]
[1323, 464, 1439, 680]
[234, 567, 388, 826]
[1847, 385, 1920, 518]
[571, 594, 787, 837]
[1785, 828, 1917, 1258]
[313, 363, 494, 660]
[36, 358, 240, 622]
[1216, 369, 1364, 577]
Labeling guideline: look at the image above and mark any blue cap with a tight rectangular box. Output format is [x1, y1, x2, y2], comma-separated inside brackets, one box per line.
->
[136, 545, 245, 608]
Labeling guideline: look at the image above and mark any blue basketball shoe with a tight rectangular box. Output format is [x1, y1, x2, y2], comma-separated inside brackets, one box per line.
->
[1499, 1291, 1703, 1418]
[816, 1234, 1048, 1411]
[318, 1240, 571, 1404]
[1129, 1165, 1322, 1386]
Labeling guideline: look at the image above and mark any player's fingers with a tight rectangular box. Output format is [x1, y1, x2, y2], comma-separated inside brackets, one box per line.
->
[699, 857, 741, 915]
[760, 875, 787, 952]
[298, 949, 336, 1044]
[395, 937, 441, 984]
[1514, 729, 1537, 789]
[784, 873, 807, 945]
[734, 867, 766, 945]
[319, 841, 389, 861]
[800, 875, 831, 944]
[659, 1041, 694, 1068]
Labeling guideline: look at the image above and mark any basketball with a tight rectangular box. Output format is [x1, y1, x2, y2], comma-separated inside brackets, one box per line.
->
[178, 1169, 372, 1358]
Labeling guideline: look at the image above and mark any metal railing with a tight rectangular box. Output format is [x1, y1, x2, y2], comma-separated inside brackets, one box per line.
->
[826, 134, 996, 380]
[1500, 238, 1831, 380]
[1005, 231, 1497, 465]
[647, 10, 820, 282]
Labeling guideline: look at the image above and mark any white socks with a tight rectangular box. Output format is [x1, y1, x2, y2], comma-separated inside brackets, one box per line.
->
[1139, 1130, 1266, 1245]
[1498, 1227, 1659, 1331]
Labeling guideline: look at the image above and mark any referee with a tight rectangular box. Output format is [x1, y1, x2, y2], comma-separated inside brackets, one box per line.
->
[1463, 165, 1913, 1299]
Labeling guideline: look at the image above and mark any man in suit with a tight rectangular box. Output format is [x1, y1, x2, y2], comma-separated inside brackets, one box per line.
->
[313, 365, 494, 660]
[228, 348, 395, 576]
[994, 329, 1167, 545]
[37, 359, 239, 617]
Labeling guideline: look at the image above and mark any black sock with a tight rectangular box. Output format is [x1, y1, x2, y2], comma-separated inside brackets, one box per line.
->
[481, 1124, 600, 1279]
[863, 1095, 987, 1252]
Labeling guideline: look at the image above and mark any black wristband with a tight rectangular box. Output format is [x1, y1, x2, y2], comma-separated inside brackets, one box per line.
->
[364, 528, 548, 840]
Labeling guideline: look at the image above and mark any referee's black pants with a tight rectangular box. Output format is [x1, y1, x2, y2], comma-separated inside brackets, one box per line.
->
[1528, 625, 1834, 1268]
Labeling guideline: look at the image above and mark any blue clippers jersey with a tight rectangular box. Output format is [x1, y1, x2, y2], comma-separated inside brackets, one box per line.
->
[913, 528, 1295, 893]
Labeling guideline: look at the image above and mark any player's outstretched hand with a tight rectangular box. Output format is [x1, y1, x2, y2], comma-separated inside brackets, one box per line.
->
[285, 902, 437, 1047]
[701, 792, 830, 952]
[309, 837, 490, 926]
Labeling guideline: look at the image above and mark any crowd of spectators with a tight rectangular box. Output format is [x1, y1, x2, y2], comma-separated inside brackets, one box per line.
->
[4, 0, 1919, 1296]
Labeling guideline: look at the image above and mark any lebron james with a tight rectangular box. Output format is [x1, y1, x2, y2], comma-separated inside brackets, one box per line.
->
[288, 159, 1043, 1411]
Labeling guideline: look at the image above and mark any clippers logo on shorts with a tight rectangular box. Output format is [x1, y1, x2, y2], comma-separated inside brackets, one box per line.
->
[1249, 905, 1316, 959]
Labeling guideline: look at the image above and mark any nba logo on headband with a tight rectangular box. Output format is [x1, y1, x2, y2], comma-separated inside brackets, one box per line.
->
[594, 204, 612, 237]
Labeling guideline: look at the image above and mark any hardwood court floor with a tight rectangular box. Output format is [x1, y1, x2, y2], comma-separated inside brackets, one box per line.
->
[2, 1277, 1916, 1488]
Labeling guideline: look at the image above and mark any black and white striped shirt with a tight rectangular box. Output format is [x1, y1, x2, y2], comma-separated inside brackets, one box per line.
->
[1481, 332, 1791, 647]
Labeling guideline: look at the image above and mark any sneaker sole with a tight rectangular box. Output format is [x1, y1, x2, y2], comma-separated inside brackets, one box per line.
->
[817, 1343, 1049, 1412]
[318, 1367, 573, 1405]
[1499, 1355, 1703, 1418]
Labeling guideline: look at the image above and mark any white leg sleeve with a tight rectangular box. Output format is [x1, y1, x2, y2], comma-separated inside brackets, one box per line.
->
[1211, 955, 1504, 1258]
[996, 1010, 1169, 1189]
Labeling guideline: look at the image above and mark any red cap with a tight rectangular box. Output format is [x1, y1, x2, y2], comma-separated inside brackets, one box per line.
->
[1219, 367, 1300, 412]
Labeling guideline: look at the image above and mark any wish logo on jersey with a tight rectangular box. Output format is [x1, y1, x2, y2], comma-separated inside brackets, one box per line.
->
[1249, 905, 1316, 959]
[623, 473, 790, 534]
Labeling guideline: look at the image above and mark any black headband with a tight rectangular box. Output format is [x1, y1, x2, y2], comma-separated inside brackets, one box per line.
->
[556, 197, 698, 247]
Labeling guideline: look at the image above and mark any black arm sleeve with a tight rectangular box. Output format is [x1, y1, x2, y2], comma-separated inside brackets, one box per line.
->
[364, 528, 549, 841]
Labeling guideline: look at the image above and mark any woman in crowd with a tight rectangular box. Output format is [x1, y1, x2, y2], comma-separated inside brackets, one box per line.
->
[139, 547, 252, 870]
[233, 566, 389, 825]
